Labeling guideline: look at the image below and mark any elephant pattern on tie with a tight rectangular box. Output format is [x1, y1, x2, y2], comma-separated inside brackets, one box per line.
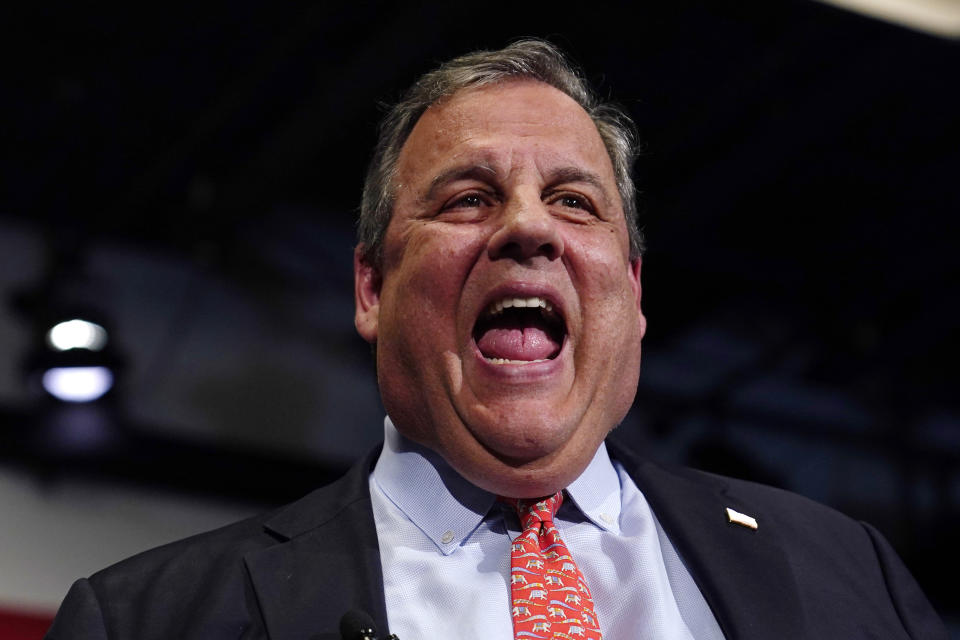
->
[501, 493, 602, 640]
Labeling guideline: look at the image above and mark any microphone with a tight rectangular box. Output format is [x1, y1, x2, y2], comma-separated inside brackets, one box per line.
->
[338, 610, 399, 640]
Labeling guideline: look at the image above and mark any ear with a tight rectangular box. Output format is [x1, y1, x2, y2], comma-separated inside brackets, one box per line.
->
[628, 257, 647, 340]
[354, 245, 382, 344]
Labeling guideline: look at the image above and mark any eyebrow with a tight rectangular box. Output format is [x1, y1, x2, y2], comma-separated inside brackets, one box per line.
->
[422, 163, 498, 202]
[545, 166, 613, 207]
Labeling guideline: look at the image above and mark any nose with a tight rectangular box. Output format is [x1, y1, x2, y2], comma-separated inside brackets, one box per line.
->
[487, 194, 564, 262]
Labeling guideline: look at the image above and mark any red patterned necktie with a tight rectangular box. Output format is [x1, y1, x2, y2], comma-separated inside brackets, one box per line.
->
[502, 492, 602, 640]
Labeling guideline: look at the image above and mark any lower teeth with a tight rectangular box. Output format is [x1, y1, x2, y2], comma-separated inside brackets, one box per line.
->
[486, 357, 549, 365]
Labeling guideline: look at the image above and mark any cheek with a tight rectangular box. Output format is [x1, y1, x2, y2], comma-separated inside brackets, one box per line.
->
[406, 235, 476, 300]
[566, 236, 641, 347]
[569, 233, 634, 297]
[381, 226, 486, 337]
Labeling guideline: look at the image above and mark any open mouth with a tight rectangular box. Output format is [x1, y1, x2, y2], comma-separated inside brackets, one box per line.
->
[472, 296, 566, 364]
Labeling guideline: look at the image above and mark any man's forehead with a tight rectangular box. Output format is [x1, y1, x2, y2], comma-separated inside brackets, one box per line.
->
[422, 80, 596, 137]
[397, 81, 615, 188]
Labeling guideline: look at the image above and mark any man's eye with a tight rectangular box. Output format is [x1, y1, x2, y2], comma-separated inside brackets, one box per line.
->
[552, 193, 592, 212]
[447, 193, 486, 209]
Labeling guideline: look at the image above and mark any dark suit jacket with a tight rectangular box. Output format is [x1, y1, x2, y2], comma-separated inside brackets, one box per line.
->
[45, 440, 947, 639]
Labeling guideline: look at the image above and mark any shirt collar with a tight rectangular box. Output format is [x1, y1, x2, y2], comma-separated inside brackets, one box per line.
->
[565, 438, 623, 535]
[371, 417, 622, 555]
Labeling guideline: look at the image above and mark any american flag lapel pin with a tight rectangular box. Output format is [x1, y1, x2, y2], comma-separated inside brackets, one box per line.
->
[725, 507, 758, 530]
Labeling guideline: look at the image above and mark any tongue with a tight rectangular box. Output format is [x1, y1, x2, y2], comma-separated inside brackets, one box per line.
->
[477, 325, 559, 361]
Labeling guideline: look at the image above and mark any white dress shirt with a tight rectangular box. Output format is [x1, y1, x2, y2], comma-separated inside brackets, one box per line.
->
[370, 417, 725, 639]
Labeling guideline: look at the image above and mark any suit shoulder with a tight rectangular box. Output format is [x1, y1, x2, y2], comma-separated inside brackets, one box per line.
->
[697, 468, 849, 515]
[609, 438, 872, 541]
[52, 451, 379, 640]
[87, 447, 377, 593]
[52, 508, 285, 640]
[677, 466, 877, 545]
[88, 507, 278, 596]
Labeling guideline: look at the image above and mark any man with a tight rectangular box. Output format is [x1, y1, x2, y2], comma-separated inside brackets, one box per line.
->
[47, 40, 945, 639]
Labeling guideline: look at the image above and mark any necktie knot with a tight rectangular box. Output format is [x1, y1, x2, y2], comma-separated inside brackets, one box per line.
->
[501, 492, 563, 531]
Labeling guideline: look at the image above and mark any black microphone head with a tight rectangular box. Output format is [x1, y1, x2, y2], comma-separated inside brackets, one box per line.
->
[339, 609, 378, 640]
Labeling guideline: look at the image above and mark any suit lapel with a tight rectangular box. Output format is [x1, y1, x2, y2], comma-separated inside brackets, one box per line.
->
[244, 448, 389, 640]
[609, 440, 808, 640]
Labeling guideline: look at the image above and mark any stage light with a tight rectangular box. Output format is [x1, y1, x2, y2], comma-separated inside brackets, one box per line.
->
[11, 250, 124, 406]
[20, 312, 123, 404]
[47, 319, 108, 351]
[41, 366, 115, 403]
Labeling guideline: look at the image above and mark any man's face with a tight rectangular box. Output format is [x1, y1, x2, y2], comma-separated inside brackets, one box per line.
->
[355, 80, 646, 497]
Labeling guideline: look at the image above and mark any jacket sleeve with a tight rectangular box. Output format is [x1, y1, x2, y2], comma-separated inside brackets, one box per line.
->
[862, 522, 949, 640]
[44, 579, 109, 640]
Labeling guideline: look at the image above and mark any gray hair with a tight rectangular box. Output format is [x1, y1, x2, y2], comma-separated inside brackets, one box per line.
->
[358, 38, 644, 264]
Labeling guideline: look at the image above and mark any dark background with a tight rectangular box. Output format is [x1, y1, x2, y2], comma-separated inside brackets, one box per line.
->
[3, 0, 958, 624]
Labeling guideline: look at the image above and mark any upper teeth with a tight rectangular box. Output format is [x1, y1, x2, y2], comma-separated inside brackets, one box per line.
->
[487, 297, 554, 316]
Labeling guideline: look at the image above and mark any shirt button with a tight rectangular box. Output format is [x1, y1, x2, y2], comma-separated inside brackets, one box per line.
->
[599, 513, 613, 524]
[441, 530, 455, 544]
